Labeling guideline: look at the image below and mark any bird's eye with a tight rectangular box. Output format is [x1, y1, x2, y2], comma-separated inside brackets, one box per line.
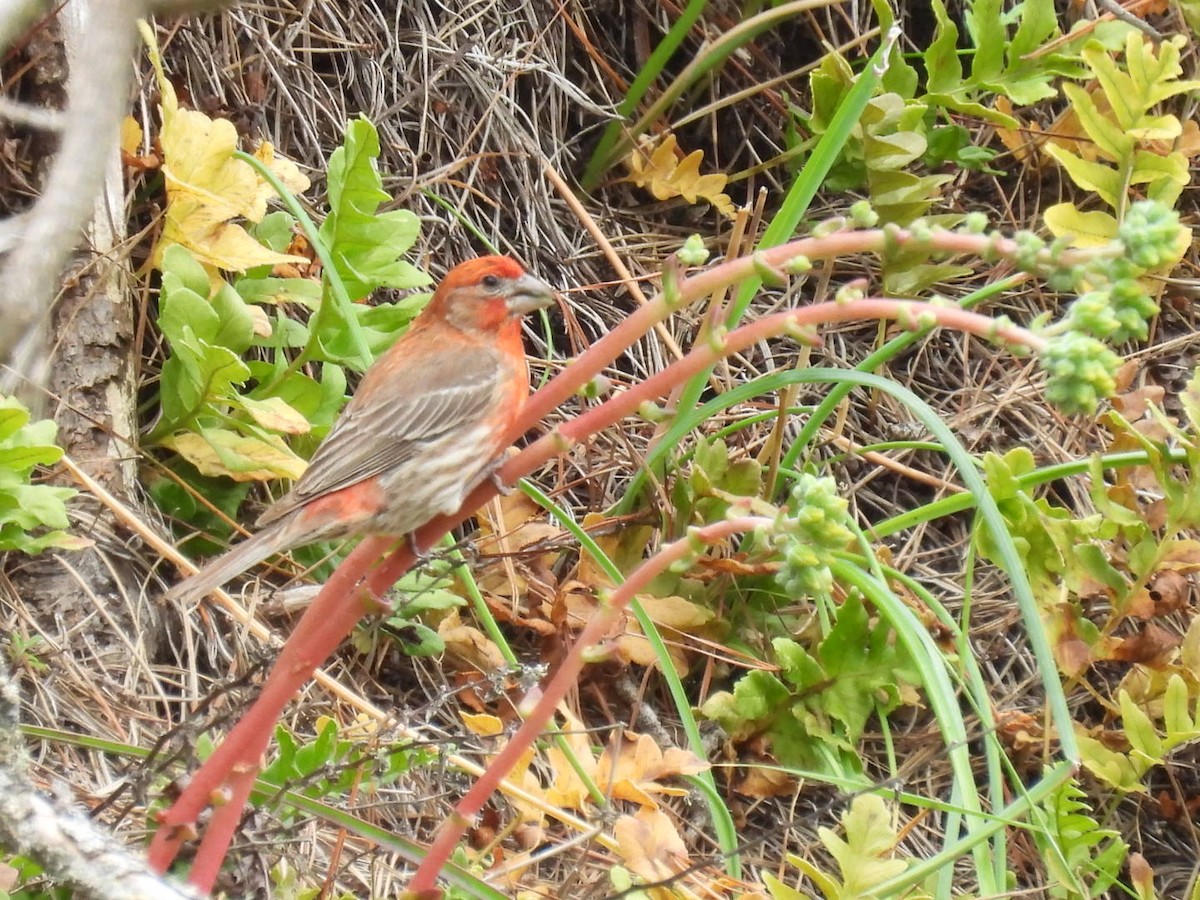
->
[481, 274, 501, 290]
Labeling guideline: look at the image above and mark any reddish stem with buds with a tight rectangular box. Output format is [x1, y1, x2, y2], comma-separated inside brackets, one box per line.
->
[147, 226, 1059, 892]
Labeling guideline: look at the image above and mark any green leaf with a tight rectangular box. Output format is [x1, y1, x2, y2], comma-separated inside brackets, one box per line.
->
[0, 443, 62, 473]
[1130, 149, 1189, 191]
[1034, 775, 1129, 897]
[159, 271, 220, 348]
[820, 795, 909, 895]
[965, 0, 1005, 83]
[162, 243, 212, 299]
[0, 396, 77, 554]
[924, 0, 962, 95]
[314, 362, 348, 430]
[1073, 544, 1126, 593]
[807, 52, 855, 134]
[868, 0, 918, 97]
[319, 116, 430, 302]
[1077, 731, 1146, 792]
[157, 337, 251, 431]
[235, 275, 322, 308]
[391, 622, 445, 657]
[1007, 0, 1058, 66]
[1061, 83, 1131, 160]
[1042, 145, 1122, 206]
[251, 210, 298, 253]
[0, 397, 30, 442]
[1043, 204, 1118, 247]
[1120, 690, 1163, 761]
[763, 871, 808, 900]
[819, 593, 913, 741]
[211, 281, 255, 353]
[1163, 674, 1197, 741]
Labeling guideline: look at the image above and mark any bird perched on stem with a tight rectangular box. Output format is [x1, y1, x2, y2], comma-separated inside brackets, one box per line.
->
[166, 255, 555, 604]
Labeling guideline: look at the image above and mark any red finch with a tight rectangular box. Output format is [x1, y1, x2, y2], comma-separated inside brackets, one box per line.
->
[166, 255, 555, 603]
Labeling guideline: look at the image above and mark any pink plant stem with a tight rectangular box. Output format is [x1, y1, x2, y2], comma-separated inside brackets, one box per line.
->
[152, 295, 1042, 887]
[147, 536, 393, 879]
[404, 516, 772, 894]
[388, 299, 1045, 891]
[515, 227, 1067, 427]
[148, 224, 1058, 888]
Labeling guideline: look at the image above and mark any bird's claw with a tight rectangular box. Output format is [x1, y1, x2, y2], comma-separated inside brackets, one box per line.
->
[406, 531, 428, 561]
[490, 470, 513, 496]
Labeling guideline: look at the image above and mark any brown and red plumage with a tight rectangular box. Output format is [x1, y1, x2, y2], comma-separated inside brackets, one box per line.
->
[165, 255, 555, 604]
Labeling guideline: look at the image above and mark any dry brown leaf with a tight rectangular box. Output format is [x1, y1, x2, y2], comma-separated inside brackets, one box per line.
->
[993, 97, 1046, 165]
[439, 609, 508, 672]
[559, 585, 714, 674]
[1148, 570, 1190, 614]
[613, 808, 691, 887]
[597, 731, 710, 809]
[475, 491, 561, 598]
[1111, 623, 1180, 666]
[734, 764, 795, 799]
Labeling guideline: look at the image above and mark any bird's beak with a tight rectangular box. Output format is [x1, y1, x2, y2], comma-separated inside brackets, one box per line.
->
[507, 273, 557, 315]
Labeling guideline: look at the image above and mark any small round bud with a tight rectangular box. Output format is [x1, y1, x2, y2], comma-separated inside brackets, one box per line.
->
[849, 200, 879, 228]
[678, 234, 710, 267]
[963, 212, 988, 234]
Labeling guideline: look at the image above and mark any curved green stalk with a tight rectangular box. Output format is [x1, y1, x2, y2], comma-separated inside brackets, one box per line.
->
[580, 0, 711, 191]
[233, 149, 371, 373]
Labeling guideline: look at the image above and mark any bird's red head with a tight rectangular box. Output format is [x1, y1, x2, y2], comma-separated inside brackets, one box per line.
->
[426, 255, 555, 336]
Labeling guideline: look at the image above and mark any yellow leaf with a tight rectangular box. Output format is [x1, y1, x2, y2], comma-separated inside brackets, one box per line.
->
[140, 24, 307, 274]
[461, 711, 504, 737]
[120, 115, 143, 157]
[458, 709, 545, 824]
[236, 395, 311, 435]
[623, 134, 735, 218]
[163, 429, 308, 481]
[253, 141, 311, 197]
[544, 710, 599, 811]
[1043, 203, 1117, 247]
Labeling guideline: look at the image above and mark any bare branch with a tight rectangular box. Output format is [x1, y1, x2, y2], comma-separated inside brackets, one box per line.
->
[0, 95, 64, 130]
[0, 0, 142, 392]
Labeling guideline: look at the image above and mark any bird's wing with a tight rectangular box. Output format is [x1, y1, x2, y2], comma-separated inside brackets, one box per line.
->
[257, 347, 504, 527]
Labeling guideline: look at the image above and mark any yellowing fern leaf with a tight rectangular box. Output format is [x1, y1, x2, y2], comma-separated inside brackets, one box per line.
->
[139, 22, 309, 273]
[623, 134, 735, 218]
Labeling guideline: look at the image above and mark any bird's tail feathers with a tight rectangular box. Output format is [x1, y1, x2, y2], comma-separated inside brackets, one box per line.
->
[164, 523, 292, 605]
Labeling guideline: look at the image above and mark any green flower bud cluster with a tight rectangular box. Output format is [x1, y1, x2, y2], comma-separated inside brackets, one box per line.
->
[764, 474, 854, 598]
[849, 200, 879, 228]
[1028, 200, 1184, 414]
[1058, 258, 1158, 343]
[1118, 201, 1182, 270]
[678, 234, 710, 267]
[1040, 333, 1121, 416]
